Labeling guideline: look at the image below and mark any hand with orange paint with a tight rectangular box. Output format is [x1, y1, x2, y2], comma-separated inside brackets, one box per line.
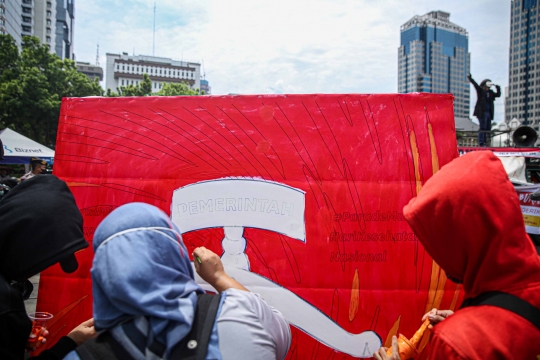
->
[373, 336, 401, 360]
[67, 318, 97, 346]
[25, 327, 49, 351]
[422, 308, 454, 329]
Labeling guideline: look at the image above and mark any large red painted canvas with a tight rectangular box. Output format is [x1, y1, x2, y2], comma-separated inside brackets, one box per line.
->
[37, 94, 460, 358]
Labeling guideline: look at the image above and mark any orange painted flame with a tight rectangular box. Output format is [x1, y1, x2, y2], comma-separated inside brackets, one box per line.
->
[66, 182, 99, 187]
[409, 131, 422, 195]
[349, 268, 360, 321]
[418, 122, 446, 358]
[385, 315, 401, 348]
[449, 284, 462, 311]
[428, 123, 439, 174]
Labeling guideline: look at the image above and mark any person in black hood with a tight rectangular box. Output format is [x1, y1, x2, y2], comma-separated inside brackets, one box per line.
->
[0, 175, 97, 360]
[467, 73, 501, 146]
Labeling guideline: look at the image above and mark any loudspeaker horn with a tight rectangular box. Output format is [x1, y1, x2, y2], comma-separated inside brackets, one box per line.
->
[513, 126, 538, 147]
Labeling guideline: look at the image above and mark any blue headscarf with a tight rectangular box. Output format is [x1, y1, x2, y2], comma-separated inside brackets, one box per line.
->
[92, 202, 203, 358]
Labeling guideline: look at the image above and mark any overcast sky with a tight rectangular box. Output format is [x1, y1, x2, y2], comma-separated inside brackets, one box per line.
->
[75, 0, 510, 123]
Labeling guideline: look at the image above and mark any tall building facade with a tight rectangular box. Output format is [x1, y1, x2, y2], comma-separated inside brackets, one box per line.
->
[34, 0, 56, 48]
[1, 0, 22, 44]
[0, 0, 72, 60]
[55, 0, 74, 60]
[106, 53, 201, 93]
[506, 0, 540, 130]
[398, 11, 470, 118]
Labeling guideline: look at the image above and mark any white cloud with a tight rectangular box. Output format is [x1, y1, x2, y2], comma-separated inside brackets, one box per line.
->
[75, 0, 510, 122]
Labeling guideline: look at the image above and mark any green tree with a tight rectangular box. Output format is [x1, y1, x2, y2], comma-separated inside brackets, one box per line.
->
[110, 73, 153, 97]
[0, 34, 103, 147]
[155, 82, 203, 96]
[109, 75, 203, 97]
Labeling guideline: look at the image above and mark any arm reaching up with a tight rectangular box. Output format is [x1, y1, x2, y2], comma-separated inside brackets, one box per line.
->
[494, 84, 501, 98]
[467, 74, 480, 91]
[193, 246, 248, 293]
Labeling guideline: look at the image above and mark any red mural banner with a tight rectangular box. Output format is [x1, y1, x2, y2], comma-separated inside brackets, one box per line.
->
[37, 93, 461, 358]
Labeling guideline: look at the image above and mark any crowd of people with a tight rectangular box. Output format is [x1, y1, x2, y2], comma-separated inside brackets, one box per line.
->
[0, 142, 539, 359]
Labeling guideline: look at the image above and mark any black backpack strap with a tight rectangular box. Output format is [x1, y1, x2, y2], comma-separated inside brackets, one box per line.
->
[75, 330, 134, 360]
[171, 293, 222, 360]
[461, 291, 540, 330]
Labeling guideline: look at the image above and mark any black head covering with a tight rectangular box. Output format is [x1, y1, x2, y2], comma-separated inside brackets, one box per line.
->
[0, 175, 88, 280]
[480, 79, 492, 87]
[30, 157, 47, 166]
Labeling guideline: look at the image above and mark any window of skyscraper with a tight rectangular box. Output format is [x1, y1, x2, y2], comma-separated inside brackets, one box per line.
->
[524, 0, 538, 11]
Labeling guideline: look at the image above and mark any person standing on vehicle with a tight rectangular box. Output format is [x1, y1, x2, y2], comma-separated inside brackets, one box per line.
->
[468, 74, 501, 146]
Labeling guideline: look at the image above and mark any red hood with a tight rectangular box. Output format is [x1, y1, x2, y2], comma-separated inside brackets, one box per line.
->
[403, 151, 540, 300]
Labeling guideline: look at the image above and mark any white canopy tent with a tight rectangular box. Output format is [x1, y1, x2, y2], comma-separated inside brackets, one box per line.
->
[0, 128, 55, 164]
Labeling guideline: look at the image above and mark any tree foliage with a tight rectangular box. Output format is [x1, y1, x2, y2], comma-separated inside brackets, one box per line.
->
[0, 34, 103, 147]
[107, 73, 153, 97]
[107, 73, 204, 97]
[156, 82, 203, 96]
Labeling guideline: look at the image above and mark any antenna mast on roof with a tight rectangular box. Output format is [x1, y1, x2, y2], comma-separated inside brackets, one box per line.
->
[153, 2, 156, 56]
[96, 42, 99, 66]
[202, 59, 206, 79]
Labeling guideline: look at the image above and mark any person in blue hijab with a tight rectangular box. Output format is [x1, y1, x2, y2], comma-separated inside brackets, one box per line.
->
[64, 203, 290, 360]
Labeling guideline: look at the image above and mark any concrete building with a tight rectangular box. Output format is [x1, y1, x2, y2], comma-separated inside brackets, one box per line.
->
[505, 0, 540, 130]
[34, 0, 56, 49]
[1, 0, 71, 60]
[398, 11, 470, 118]
[1, 0, 55, 48]
[106, 53, 201, 93]
[1, 0, 23, 44]
[55, 0, 74, 60]
[76, 61, 103, 82]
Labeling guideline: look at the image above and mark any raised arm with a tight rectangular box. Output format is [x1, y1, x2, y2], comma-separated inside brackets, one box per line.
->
[467, 73, 480, 92]
[494, 84, 501, 98]
[193, 246, 248, 293]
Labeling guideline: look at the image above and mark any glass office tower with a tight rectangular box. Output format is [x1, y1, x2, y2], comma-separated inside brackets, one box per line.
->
[398, 11, 470, 118]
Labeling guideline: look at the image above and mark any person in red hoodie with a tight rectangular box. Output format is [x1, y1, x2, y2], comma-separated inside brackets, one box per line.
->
[374, 151, 540, 360]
